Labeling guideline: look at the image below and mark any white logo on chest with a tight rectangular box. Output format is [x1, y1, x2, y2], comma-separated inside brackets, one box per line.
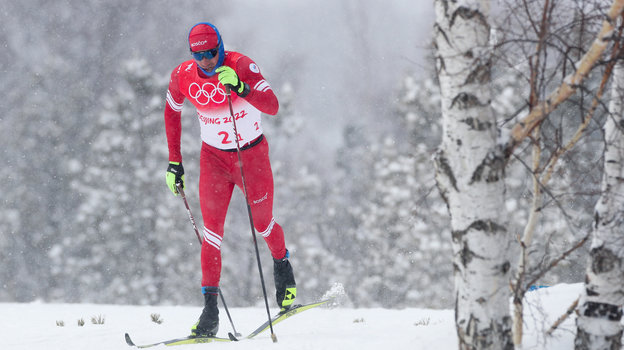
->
[188, 82, 226, 105]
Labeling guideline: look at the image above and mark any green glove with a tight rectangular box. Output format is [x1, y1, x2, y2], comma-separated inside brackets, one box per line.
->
[166, 162, 185, 195]
[216, 66, 246, 95]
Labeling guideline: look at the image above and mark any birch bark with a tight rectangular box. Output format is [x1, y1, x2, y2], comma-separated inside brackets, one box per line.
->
[433, 1, 512, 349]
[574, 60, 624, 350]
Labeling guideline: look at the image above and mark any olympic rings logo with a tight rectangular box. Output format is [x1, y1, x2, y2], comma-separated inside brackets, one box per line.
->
[188, 82, 226, 105]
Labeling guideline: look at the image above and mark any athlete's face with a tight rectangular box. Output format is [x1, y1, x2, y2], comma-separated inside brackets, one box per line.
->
[193, 49, 219, 72]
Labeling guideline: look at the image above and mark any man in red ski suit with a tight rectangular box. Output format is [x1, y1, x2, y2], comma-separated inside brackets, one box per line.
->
[164, 22, 296, 337]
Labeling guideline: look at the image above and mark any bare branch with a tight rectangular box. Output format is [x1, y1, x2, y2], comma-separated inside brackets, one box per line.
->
[505, 0, 624, 157]
[547, 296, 580, 336]
[525, 233, 591, 289]
[543, 29, 623, 185]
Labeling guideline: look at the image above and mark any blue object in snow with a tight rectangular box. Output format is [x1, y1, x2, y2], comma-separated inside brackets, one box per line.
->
[528, 285, 549, 291]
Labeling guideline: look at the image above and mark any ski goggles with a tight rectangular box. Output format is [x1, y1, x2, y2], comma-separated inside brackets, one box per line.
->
[191, 47, 219, 61]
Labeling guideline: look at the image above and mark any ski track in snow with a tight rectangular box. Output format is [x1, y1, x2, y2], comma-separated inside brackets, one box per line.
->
[1, 284, 584, 350]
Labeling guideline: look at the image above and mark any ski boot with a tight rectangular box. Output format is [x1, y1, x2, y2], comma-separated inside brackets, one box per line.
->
[191, 287, 219, 337]
[274, 250, 297, 313]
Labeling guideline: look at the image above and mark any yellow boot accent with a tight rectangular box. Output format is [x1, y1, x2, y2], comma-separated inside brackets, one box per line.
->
[281, 286, 297, 312]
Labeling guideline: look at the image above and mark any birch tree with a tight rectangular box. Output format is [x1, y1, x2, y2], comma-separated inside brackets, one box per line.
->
[502, 1, 624, 347]
[434, 0, 624, 349]
[499, 1, 624, 346]
[574, 59, 624, 350]
[434, 1, 513, 349]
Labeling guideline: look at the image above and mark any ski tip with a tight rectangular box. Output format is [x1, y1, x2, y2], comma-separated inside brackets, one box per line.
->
[124, 333, 136, 346]
[227, 332, 239, 341]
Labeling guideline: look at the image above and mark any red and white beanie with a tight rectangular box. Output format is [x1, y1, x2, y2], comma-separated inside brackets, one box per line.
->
[188, 23, 219, 52]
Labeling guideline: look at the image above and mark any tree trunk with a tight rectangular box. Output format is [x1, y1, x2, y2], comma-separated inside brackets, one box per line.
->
[574, 60, 624, 350]
[433, 1, 512, 349]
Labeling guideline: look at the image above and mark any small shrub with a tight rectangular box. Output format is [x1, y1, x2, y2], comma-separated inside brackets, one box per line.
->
[414, 317, 431, 326]
[91, 315, 105, 325]
[151, 313, 164, 324]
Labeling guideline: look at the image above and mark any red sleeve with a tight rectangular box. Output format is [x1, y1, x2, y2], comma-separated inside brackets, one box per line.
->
[164, 67, 185, 163]
[236, 56, 279, 115]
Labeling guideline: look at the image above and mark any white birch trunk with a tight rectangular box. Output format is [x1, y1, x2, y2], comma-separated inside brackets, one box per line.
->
[512, 140, 542, 348]
[574, 60, 624, 350]
[433, 1, 512, 349]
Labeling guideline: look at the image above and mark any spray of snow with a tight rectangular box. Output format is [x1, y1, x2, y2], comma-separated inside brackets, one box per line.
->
[321, 282, 348, 307]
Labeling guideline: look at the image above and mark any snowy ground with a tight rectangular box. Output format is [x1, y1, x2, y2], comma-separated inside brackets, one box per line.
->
[1, 284, 584, 350]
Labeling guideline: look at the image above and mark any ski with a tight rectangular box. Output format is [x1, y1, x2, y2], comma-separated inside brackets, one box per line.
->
[125, 298, 333, 346]
[233, 298, 334, 339]
[124, 333, 233, 348]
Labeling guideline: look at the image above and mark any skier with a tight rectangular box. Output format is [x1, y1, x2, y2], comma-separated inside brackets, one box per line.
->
[163, 22, 296, 337]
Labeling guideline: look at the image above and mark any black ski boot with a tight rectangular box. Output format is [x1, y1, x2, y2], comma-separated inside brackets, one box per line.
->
[191, 287, 219, 337]
[274, 250, 297, 313]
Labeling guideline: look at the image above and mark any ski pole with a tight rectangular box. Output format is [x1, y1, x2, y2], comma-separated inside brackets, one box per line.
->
[225, 86, 277, 343]
[177, 183, 201, 245]
[218, 287, 242, 337]
[176, 183, 241, 337]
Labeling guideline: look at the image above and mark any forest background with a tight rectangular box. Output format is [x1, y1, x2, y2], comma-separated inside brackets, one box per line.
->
[0, 0, 597, 309]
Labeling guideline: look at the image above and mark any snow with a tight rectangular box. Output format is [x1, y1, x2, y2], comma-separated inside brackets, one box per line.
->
[0, 284, 585, 350]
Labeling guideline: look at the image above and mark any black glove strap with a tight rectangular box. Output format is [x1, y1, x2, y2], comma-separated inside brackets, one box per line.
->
[167, 163, 184, 177]
[238, 82, 250, 98]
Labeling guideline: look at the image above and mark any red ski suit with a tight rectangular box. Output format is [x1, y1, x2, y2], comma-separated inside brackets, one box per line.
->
[164, 51, 286, 288]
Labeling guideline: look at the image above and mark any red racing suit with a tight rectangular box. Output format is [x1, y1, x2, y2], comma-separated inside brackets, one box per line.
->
[164, 51, 286, 288]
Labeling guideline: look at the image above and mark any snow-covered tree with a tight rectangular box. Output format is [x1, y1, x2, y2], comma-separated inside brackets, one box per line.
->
[48, 58, 199, 304]
[338, 72, 453, 308]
